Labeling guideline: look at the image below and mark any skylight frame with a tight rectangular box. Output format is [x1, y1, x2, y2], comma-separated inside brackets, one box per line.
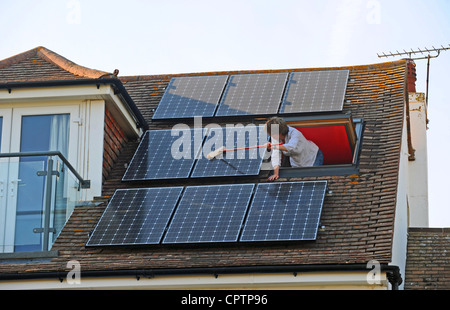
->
[274, 114, 364, 178]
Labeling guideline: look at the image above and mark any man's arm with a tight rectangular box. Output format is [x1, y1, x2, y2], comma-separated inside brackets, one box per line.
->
[267, 141, 281, 169]
[272, 144, 287, 152]
[264, 142, 281, 181]
[268, 165, 280, 181]
[282, 129, 302, 153]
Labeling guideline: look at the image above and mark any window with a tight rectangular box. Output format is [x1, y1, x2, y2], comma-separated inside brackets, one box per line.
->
[276, 114, 364, 177]
[1, 105, 80, 254]
[13, 114, 69, 252]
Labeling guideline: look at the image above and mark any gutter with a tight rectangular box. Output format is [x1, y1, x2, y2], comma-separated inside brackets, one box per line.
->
[0, 264, 402, 290]
[0, 78, 148, 131]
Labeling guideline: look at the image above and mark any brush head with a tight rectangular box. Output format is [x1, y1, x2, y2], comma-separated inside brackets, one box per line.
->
[206, 146, 226, 160]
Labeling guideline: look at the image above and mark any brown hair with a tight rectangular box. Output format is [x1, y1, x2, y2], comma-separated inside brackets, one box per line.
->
[265, 117, 289, 136]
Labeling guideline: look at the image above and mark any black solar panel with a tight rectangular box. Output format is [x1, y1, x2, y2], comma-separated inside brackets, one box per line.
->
[190, 125, 268, 178]
[86, 187, 183, 246]
[122, 128, 204, 181]
[163, 184, 254, 244]
[152, 75, 228, 119]
[215, 73, 288, 116]
[240, 181, 327, 242]
[279, 70, 349, 114]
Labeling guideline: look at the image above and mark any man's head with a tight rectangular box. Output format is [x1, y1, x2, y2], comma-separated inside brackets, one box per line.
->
[265, 117, 289, 140]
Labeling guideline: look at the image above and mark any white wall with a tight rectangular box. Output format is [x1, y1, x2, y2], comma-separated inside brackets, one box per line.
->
[391, 108, 410, 290]
[391, 93, 429, 289]
[77, 99, 105, 201]
[407, 93, 429, 227]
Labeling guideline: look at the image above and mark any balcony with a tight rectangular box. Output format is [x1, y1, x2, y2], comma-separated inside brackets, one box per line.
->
[0, 151, 90, 255]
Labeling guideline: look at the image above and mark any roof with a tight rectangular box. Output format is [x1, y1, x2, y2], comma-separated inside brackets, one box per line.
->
[0, 48, 409, 278]
[0, 46, 111, 82]
[404, 228, 450, 290]
[0, 47, 147, 130]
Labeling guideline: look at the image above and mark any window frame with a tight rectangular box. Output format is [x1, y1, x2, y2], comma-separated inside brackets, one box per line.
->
[276, 113, 365, 177]
[0, 104, 80, 254]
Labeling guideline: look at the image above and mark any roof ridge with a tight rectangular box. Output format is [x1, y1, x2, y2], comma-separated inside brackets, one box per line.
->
[36, 46, 111, 78]
[0, 46, 111, 79]
[119, 59, 407, 82]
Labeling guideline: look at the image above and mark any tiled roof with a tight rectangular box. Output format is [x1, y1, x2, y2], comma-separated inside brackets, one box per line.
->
[404, 228, 450, 290]
[0, 50, 408, 276]
[0, 46, 110, 82]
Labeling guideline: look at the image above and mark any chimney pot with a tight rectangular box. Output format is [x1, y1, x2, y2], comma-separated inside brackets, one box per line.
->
[405, 59, 417, 92]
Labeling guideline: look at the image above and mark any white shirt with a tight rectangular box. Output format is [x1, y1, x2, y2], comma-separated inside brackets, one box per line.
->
[271, 126, 319, 168]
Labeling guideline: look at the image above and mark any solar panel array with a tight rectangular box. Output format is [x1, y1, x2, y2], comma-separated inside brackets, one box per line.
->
[279, 70, 349, 114]
[152, 70, 348, 120]
[122, 128, 204, 181]
[96, 69, 340, 248]
[87, 181, 327, 247]
[152, 75, 228, 119]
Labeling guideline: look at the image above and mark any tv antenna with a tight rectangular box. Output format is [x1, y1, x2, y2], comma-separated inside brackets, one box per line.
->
[377, 44, 450, 106]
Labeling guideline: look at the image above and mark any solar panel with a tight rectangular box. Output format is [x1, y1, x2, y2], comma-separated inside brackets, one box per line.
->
[279, 70, 349, 114]
[240, 181, 327, 242]
[215, 73, 288, 116]
[190, 125, 268, 178]
[163, 184, 254, 244]
[86, 187, 183, 246]
[152, 75, 229, 119]
[122, 128, 204, 181]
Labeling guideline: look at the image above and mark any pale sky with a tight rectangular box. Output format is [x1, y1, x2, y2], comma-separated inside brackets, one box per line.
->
[1, 0, 449, 227]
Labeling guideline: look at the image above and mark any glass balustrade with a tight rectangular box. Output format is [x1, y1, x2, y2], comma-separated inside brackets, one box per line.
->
[0, 152, 89, 253]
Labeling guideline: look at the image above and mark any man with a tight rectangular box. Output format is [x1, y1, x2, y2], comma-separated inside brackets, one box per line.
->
[264, 117, 323, 181]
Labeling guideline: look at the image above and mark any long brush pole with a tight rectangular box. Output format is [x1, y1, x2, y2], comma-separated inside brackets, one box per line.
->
[206, 143, 283, 160]
[221, 143, 283, 152]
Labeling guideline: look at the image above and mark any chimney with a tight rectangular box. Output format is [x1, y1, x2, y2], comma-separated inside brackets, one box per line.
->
[405, 59, 417, 92]
[405, 57, 429, 227]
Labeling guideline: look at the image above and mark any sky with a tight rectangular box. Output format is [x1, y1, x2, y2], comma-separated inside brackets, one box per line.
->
[0, 0, 449, 227]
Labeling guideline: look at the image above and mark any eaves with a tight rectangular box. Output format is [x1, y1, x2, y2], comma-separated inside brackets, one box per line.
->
[0, 78, 148, 131]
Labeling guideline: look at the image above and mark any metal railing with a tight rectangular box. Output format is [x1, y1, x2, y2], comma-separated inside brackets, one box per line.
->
[0, 151, 90, 189]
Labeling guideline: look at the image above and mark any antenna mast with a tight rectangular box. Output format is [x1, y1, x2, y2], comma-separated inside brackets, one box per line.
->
[377, 44, 450, 106]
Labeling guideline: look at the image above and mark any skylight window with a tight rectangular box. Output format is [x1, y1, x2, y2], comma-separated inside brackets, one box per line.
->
[271, 114, 364, 177]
